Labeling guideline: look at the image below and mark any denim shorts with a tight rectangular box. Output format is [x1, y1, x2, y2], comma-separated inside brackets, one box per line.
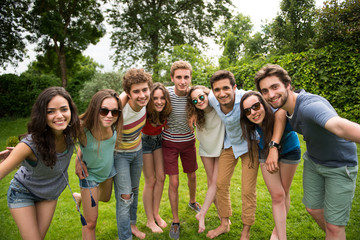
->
[142, 133, 162, 154]
[7, 178, 50, 208]
[79, 165, 117, 189]
[259, 147, 301, 164]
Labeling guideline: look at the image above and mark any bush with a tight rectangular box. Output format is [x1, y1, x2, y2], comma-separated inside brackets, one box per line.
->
[231, 44, 360, 123]
[0, 73, 60, 117]
[6, 136, 19, 147]
[78, 71, 124, 113]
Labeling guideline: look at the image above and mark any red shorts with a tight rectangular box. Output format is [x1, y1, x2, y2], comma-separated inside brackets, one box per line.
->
[162, 139, 198, 175]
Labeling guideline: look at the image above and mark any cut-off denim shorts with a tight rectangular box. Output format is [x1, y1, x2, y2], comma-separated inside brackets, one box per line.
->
[7, 178, 51, 209]
[142, 133, 162, 154]
[259, 147, 301, 164]
[79, 164, 117, 189]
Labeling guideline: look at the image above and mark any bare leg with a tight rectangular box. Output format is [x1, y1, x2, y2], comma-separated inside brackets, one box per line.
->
[325, 223, 346, 240]
[99, 178, 113, 202]
[187, 171, 197, 204]
[261, 163, 287, 240]
[196, 156, 218, 233]
[168, 174, 180, 223]
[142, 153, 162, 233]
[240, 224, 252, 240]
[81, 187, 100, 240]
[10, 200, 57, 240]
[152, 149, 167, 228]
[306, 208, 326, 231]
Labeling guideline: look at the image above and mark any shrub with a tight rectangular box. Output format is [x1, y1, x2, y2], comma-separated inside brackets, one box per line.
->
[232, 44, 360, 123]
[6, 136, 19, 147]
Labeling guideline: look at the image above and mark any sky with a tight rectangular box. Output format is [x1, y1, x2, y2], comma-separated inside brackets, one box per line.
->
[1, 0, 324, 75]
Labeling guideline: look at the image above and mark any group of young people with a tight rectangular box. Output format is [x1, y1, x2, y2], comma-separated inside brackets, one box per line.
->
[0, 61, 359, 240]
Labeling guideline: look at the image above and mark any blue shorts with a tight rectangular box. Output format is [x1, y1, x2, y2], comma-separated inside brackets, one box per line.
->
[142, 133, 162, 154]
[79, 165, 117, 189]
[7, 178, 52, 209]
[259, 147, 301, 164]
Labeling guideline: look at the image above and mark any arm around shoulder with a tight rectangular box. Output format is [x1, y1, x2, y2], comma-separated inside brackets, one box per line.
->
[0, 143, 33, 180]
[325, 116, 360, 144]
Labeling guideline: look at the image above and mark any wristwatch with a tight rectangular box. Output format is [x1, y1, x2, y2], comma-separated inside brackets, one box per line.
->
[269, 141, 281, 150]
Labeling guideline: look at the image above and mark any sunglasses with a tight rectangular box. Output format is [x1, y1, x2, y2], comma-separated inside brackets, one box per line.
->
[244, 102, 261, 116]
[192, 95, 205, 105]
[99, 108, 120, 117]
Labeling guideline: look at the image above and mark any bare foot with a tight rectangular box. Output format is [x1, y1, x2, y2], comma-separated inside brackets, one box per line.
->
[73, 192, 82, 211]
[270, 227, 279, 240]
[146, 221, 163, 233]
[154, 215, 167, 228]
[206, 224, 230, 239]
[131, 224, 146, 239]
[196, 212, 206, 233]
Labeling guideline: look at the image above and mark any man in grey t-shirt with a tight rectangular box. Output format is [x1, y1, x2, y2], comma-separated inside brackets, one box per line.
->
[255, 64, 360, 239]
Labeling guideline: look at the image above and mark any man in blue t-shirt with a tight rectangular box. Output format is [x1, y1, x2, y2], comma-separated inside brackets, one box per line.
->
[255, 64, 360, 239]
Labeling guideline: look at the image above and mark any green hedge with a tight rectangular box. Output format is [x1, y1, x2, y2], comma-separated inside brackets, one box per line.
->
[0, 73, 60, 117]
[230, 43, 360, 123]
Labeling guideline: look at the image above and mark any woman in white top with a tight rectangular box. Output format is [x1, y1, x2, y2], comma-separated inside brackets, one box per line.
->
[186, 85, 225, 233]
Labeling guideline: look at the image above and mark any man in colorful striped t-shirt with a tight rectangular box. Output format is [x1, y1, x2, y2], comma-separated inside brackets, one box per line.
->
[162, 61, 201, 239]
[114, 69, 152, 240]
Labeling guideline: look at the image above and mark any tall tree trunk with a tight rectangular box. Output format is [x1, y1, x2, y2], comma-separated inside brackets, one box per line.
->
[58, 49, 67, 88]
[53, 39, 68, 88]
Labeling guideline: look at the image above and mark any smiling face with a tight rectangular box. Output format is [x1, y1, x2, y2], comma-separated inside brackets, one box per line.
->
[152, 89, 166, 112]
[171, 69, 191, 96]
[212, 78, 236, 108]
[99, 97, 119, 128]
[127, 82, 150, 111]
[190, 88, 208, 111]
[46, 95, 71, 135]
[259, 75, 290, 109]
[242, 95, 266, 125]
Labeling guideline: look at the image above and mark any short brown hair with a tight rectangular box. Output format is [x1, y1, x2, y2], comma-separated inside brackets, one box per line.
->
[210, 70, 236, 88]
[254, 64, 292, 92]
[123, 68, 153, 94]
[170, 60, 192, 77]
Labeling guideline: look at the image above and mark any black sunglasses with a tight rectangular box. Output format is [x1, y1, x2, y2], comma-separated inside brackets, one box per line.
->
[99, 108, 120, 117]
[244, 102, 261, 116]
[192, 95, 205, 105]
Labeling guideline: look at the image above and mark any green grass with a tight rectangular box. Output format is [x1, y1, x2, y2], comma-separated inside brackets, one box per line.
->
[0, 118, 359, 239]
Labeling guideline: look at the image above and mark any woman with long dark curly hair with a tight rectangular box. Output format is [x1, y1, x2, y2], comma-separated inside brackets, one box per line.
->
[240, 91, 300, 240]
[186, 85, 225, 233]
[0, 86, 80, 239]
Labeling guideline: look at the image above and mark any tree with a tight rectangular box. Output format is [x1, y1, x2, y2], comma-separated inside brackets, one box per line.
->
[215, 13, 253, 68]
[270, 0, 316, 54]
[106, 0, 231, 77]
[314, 0, 360, 48]
[27, 0, 105, 87]
[0, 0, 31, 69]
[155, 44, 217, 87]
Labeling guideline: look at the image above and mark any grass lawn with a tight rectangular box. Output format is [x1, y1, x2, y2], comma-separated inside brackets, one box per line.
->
[0, 117, 359, 239]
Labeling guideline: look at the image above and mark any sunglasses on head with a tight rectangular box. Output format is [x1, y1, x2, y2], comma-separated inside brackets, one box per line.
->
[244, 102, 261, 116]
[192, 95, 205, 105]
[99, 108, 120, 117]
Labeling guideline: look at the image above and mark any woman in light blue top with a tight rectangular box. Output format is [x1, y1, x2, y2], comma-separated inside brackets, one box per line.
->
[74, 89, 123, 240]
[0, 87, 80, 239]
[240, 91, 300, 240]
